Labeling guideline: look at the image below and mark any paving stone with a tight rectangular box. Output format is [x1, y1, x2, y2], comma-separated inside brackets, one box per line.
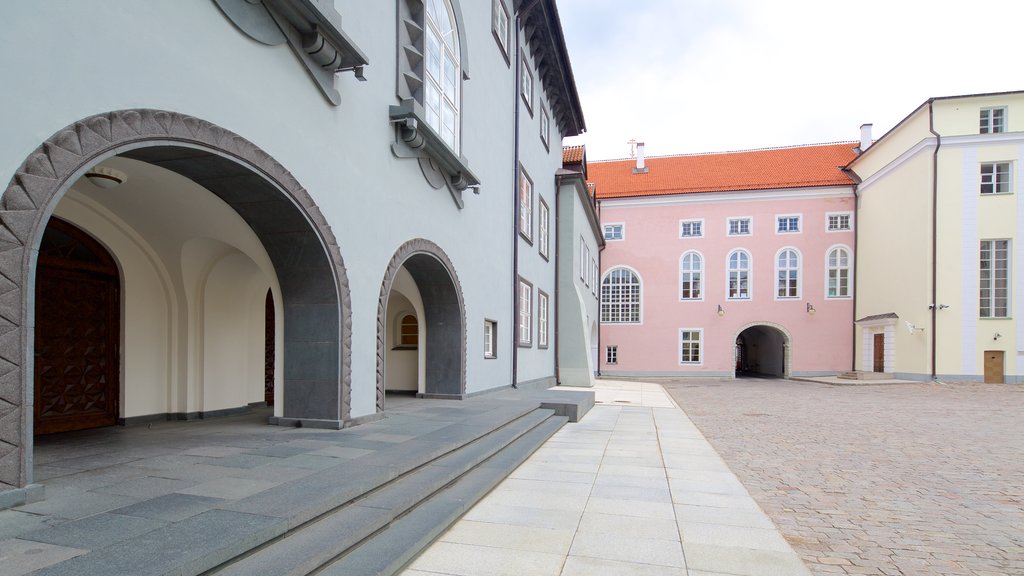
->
[0, 538, 88, 576]
[16, 491, 141, 520]
[92, 475, 196, 498]
[110, 493, 227, 522]
[176, 477, 276, 500]
[19, 512, 166, 550]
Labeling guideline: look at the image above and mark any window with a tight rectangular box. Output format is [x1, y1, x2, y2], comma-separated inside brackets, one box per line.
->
[490, 0, 510, 62]
[601, 268, 641, 323]
[519, 166, 533, 240]
[680, 252, 703, 300]
[538, 197, 550, 259]
[980, 240, 1010, 318]
[827, 247, 851, 298]
[580, 237, 586, 281]
[980, 162, 1011, 194]
[518, 278, 532, 345]
[679, 329, 702, 364]
[396, 314, 418, 348]
[538, 291, 549, 348]
[540, 107, 550, 149]
[520, 57, 533, 112]
[605, 345, 618, 365]
[424, 0, 461, 150]
[680, 219, 703, 238]
[484, 319, 497, 358]
[728, 218, 751, 236]
[591, 259, 598, 296]
[727, 250, 751, 299]
[827, 213, 852, 231]
[604, 223, 624, 241]
[980, 107, 1006, 134]
[776, 215, 800, 233]
[776, 248, 800, 299]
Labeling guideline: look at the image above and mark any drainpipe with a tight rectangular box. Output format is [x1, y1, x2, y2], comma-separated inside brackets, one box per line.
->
[596, 189, 602, 378]
[553, 175, 561, 385]
[928, 101, 940, 381]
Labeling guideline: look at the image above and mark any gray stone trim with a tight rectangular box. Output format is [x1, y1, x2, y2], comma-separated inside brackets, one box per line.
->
[0, 483, 43, 511]
[0, 109, 352, 491]
[376, 238, 466, 412]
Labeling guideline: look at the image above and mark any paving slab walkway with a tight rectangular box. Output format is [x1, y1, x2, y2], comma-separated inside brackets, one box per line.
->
[401, 380, 811, 576]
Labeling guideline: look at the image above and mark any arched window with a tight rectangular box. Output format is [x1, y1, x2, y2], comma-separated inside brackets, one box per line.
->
[601, 268, 641, 323]
[680, 252, 703, 300]
[776, 248, 800, 299]
[727, 250, 750, 299]
[424, 0, 461, 150]
[396, 313, 419, 348]
[827, 247, 851, 298]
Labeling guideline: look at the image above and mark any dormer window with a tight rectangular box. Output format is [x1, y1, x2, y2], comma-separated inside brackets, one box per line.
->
[980, 107, 1006, 134]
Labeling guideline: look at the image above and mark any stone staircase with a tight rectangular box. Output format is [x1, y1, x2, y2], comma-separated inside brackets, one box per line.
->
[837, 371, 894, 380]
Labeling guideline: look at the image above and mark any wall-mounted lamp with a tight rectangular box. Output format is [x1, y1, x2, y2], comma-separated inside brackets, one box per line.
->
[717, 304, 725, 317]
[806, 303, 816, 315]
[994, 332, 1003, 341]
[928, 303, 950, 310]
[84, 166, 127, 189]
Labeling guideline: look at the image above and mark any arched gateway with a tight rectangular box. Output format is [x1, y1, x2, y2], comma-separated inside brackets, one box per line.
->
[734, 322, 792, 379]
[0, 110, 352, 493]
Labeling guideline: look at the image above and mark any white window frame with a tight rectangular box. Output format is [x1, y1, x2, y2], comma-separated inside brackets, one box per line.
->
[980, 107, 1007, 134]
[584, 244, 591, 287]
[520, 56, 534, 113]
[538, 197, 550, 259]
[727, 217, 751, 236]
[775, 247, 801, 300]
[490, 0, 511, 64]
[826, 212, 853, 232]
[591, 259, 598, 297]
[579, 237, 586, 281]
[603, 223, 625, 241]
[537, 290, 549, 349]
[540, 106, 550, 149]
[679, 251, 704, 301]
[825, 245, 853, 299]
[679, 219, 704, 238]
[423, 0, 461, 152]
[605, 345, 618, 365]
[980, 239, 1010, 318]
[518, 166, 533, 241]
[727, 249, 752, 300]
[679, 328, 703, 365]
[600, 266, 643, 324]
[980, 162, 1012, 195]
[518, 278, 533, 346]
[775, 214, 802, 234]
[483, 319, 497, 358]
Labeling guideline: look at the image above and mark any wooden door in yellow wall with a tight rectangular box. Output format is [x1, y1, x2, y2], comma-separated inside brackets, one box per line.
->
[984, 351, 1004, 384]
[872, 334, 885, 372]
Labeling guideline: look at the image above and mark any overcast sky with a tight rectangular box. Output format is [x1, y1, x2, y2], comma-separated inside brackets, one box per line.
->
[557, 0, 1024, 160]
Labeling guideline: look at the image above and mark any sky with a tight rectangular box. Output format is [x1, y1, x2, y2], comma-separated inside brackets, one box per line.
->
[556, 0, 1024, 161]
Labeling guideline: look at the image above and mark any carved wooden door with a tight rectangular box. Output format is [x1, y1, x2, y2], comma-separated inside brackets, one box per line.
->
[34, 218, 120, 435]
[872, 333, 885, 373]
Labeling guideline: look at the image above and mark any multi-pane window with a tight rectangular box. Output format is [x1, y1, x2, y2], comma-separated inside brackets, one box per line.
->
[776, 215, 800, 233]
[540, 107, 550, 148]
[605, 345, 618, 365]
[398, 314, 418, 347]
[483, 320, 497, 358]
[679, 329, 702, 364]
[776, 249, 800, 298]
[584, 244, 591, 287]
[680, 252, 703, 300]
[827, 247, 851, 298]
[520, 57, 533, 111]
[980, 107, 1006, 134]
[827, 213, 851, 231]
[518, 167, 533, 240]
[601, 268, 641, 323]
[580, 237, 586, 280]
[490, 0, 510, 61]
[518, 279, 532, 345]
[537, 291, 549, 348]
[680, 220, 703, 238]
[538, 198, 549, 258]
[980, 240, 1010, 318]
[728, 250, 751, 299]
[980, 162, 1011, 194]
[604, 224, 624, 241]
[591, 259, 598, 296]
[424, 0, 460, 150]
[728, 218, 750, 236]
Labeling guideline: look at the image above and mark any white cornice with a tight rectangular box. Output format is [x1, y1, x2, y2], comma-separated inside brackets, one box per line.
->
[598, 186, 854, 209]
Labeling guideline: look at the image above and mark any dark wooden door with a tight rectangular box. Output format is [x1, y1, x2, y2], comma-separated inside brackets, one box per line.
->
[984, 351, 1004, 384]
[872, 333, 885, 372]
[34, 218, 120, 435]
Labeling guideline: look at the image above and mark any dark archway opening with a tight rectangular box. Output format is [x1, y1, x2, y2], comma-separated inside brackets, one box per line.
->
[735, 326, 787, 378]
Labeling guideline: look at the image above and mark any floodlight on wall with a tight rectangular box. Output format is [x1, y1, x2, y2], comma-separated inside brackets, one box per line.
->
[84, 166, 127, 189]
[994, 332, 1003, 341]
[806, 303, 816, 315]
[717, 305, 725, 317]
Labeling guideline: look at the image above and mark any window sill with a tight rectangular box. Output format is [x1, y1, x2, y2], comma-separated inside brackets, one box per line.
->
[391, 346, 418, 351]
[389, 101, 480, 206]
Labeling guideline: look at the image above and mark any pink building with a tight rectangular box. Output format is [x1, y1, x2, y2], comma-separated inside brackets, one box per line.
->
[590, 143, 858, 378]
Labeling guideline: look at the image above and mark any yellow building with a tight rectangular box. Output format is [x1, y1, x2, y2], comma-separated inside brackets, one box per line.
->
[849, 91, 1024, 383]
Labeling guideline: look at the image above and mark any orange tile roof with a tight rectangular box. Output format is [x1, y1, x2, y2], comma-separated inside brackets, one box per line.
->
[589, 142, 858, 199]
[562, 145, 585, 164]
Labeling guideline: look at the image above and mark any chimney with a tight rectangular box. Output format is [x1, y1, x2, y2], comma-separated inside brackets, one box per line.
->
[859, 124, 873, 152]
[632, 141, 649, 174]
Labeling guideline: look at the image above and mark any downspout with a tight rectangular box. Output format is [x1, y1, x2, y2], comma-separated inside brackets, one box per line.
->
[928, 101, 940, 381]
[851, 182, 860, 372]
[553, 175, 561, 385]
[595, 190, 602, 378]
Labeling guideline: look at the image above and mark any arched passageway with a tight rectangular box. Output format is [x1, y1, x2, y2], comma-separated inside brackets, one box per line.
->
[735, 324, 790, 378]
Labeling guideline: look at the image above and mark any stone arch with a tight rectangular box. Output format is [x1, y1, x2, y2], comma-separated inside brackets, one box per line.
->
[376, 239, 466, 411]
[0, 109, 352, 493]
[732, 321, 793, 379]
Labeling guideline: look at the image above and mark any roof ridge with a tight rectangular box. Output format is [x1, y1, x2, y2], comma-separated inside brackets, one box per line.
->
[590, 140, 858, 163]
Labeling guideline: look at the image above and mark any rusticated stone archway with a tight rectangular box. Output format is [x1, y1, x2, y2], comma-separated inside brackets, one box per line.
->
[376, 239, 466, 410]
[0, 109, 352, 497]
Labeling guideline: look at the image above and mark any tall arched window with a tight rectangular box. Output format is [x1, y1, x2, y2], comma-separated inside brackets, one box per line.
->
[827, 247, 851, 298]
[727, 250, 750, 299]
[680, 252, 703, 300]
[601, 268, 641, 323]
[424, 0, 461, 150]
[776, 248, 800, 299]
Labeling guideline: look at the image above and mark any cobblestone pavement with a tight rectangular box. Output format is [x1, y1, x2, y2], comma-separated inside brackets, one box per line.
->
[661, 378, 1024, 576]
